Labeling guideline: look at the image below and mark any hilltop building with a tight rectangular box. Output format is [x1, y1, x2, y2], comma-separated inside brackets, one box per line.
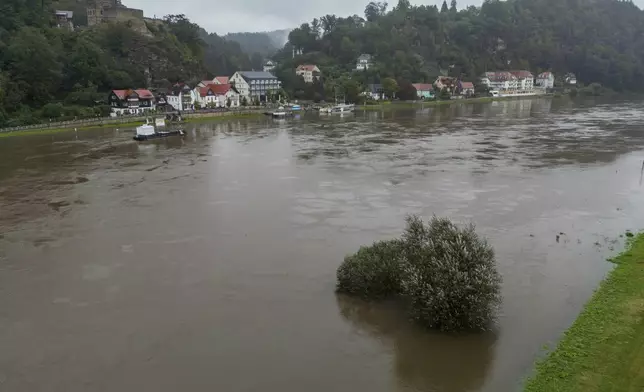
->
[87, 0, 144, 26]
[54, 10, 74, 31]
[356, 54, 373, 71]
[295, 65, 320, 83]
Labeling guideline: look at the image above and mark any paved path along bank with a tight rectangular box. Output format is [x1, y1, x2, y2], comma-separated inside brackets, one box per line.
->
[0, 108, 265, 137]
[524, 233, 644, 391]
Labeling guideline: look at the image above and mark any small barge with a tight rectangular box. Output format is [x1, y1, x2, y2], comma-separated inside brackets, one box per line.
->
[133, 120, 185, 141]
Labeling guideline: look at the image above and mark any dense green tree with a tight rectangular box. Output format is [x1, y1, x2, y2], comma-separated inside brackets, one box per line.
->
[5, 27, 63, 107]
[383, 77, 399, 99]
[365, 2, 389, 22]
[441, 1, 449, 13]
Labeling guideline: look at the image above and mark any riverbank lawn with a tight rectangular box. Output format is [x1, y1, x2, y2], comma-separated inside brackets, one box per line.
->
[524, 234, 644, 392]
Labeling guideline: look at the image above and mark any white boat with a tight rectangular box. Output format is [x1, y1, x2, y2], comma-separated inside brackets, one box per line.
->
[272, 107, 287, 117]
[331, 103, 355, 113]
[134, 119, 184, 141]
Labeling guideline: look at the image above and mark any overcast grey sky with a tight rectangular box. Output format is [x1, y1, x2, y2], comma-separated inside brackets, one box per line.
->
[126, 0, 485, 35]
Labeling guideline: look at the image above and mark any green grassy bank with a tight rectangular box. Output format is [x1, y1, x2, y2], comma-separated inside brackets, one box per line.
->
[0, 111, 265, 138]
[0, 121, 146, 138]
[524, 233, 644, 392]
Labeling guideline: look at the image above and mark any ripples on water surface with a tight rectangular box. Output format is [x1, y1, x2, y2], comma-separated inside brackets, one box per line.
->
[1, 98, 644, 391]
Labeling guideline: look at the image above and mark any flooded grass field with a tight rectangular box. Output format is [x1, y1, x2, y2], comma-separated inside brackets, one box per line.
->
[1, 98, 644, 391]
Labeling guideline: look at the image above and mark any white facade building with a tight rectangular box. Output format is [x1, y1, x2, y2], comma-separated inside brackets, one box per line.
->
[511, 71, 535, 91]
[536, 72, 555, 89]
[230, 71, 281, 100]
[196, 84, 241, 108]
[356, 54, 373, 71]
[295, 64, 320, 83]
[482, 72, 518, 91]
[166, 84, 198, 111]
[263, 61, 275, 72]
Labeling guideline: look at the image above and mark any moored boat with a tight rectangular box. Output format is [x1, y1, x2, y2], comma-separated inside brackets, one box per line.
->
[133, 119, 185, 141]
[272, 106, 287, 117]
[330, 103, 355, 113]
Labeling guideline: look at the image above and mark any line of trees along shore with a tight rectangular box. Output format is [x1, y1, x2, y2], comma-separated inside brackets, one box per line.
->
[2, 0, 644, 126]
[273, 0, 644, 101]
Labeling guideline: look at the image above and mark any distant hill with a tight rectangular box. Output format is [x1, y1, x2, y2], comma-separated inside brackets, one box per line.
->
[224, 29, 291, 57]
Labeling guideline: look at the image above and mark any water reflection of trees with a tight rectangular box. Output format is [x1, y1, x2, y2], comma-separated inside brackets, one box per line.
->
[336, 295, 497, 392]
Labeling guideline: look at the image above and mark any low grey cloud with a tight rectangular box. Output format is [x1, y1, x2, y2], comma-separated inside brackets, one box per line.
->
[126, 0, 479, 34]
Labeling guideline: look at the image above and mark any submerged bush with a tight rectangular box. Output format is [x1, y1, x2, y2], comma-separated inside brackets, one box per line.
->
[336, 240, 404, 299]
[401, 216, 502, 332]
[336, 215, 502, 332]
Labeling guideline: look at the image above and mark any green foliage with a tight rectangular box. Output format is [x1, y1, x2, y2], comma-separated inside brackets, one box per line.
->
[524, 234, 644, 391]
[438, 88, 451, 100]
[337, 240, 404, 299]
[337, 215, 502, 332]
[382, 77, 399, 99]
[274, 0, 644, 98]
[0, 1, 240, 127]
[401, 216, 501, 332]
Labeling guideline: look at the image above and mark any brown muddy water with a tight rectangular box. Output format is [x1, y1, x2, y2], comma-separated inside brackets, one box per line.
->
[1, 98, 644, 391]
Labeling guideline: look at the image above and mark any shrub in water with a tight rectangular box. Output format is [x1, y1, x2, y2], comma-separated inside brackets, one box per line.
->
[336, 239, 404, 299]
[401, 215, 502, 332]
[336, 215, 502, 332]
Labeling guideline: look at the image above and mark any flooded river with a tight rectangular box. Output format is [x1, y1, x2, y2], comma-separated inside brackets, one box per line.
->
[2, 98, 644, 391]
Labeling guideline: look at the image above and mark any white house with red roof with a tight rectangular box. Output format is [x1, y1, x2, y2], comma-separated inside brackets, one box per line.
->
[108, 89, 156, 116]
[411, 83, 434, 99]
[510, 70, 535, 91]
[536, 72, 555, 89]
[295, 65, 321, 83]
[458, 81, 475, 96]
[195, 84, 241, 108]
[481, 71, 518, 91]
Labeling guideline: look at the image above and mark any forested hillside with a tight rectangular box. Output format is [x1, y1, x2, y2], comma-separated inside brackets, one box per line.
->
[274, 0, 644, 101]
[0, 0, 252, 127]
[3, 0, 644, 126]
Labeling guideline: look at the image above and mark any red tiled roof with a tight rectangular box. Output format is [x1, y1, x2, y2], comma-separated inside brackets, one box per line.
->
[460, 81, 475, 89]
[111, 89, 154, 100]
[112, 89, 129, 100]
[135, 89, 154, 99]
[297, 64, 318, 71]
[199, 83, 236, 97]
[412, 83, 433, 91]
[484, 71, 517, 81]
[214, 76, 229, 84]
[510, 70, 534, 79]
[436, 76, 454, 83]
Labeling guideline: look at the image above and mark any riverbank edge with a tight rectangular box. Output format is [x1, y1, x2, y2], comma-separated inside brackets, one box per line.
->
[0, 111, 264, 138]
[523, 233, 644, 391]
[357, 94, 552, 110]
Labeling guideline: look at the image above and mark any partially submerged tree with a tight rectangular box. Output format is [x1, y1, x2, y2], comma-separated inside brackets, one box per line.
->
[401, 216, 501, 331]
[336, 215, 502, 332]
[337, 240, 403, 299]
